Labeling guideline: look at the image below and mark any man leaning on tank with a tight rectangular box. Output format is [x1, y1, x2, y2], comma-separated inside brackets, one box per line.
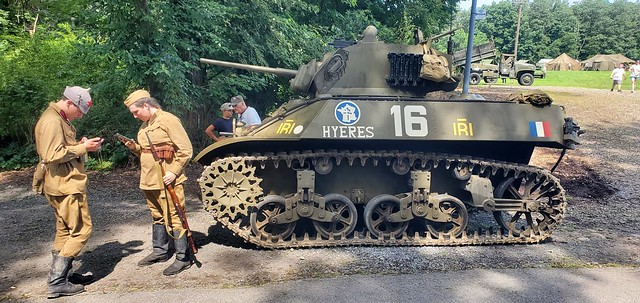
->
[33, 86, 104, 298]
[230, 95, 261, 131]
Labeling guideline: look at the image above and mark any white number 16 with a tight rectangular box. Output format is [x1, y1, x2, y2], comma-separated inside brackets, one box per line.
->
[390, 105, 429, 137]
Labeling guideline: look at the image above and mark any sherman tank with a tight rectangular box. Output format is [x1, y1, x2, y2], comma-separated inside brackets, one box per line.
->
[195, 26, 582, 248]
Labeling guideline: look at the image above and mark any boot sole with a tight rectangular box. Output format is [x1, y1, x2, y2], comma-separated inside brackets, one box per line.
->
[137, 258, 171, 267]
[47, 288, 85, 299]
[162, 264, 192, 276]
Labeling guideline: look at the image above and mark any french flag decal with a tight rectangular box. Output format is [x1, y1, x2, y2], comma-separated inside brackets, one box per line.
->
[529, 121, 551, 138]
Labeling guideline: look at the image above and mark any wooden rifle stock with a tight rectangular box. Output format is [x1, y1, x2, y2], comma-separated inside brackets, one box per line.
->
[145, 132, 198, 254]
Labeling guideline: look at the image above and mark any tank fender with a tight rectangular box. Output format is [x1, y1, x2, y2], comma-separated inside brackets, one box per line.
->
[193, 137, 299, 165]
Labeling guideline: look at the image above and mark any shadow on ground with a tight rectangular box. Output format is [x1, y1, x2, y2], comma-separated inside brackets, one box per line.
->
[76, 240, 144, 281]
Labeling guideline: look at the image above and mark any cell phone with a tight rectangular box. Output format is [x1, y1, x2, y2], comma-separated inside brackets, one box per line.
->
[114, 133, 133, 144]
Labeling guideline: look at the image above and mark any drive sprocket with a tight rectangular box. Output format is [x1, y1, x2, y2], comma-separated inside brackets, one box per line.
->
[199, 158, 263, 219]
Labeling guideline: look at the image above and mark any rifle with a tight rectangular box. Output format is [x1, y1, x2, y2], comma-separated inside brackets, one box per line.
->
[114, 133, 134, 145]
[144, 132, 199, 256]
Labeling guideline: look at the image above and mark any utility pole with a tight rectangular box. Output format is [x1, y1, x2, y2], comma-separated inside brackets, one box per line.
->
[512, 0, 527, 61]
[461, 0, 479, 97]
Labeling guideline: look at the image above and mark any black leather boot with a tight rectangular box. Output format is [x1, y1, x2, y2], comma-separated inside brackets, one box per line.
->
[162, 230, 193, 276]
[138, 224, 171, 266]
[51, 251, 93, 285]
[47, 254, 84, 299]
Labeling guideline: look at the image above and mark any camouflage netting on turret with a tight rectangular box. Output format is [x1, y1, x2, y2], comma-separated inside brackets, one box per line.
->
[508, 90, 553, 107]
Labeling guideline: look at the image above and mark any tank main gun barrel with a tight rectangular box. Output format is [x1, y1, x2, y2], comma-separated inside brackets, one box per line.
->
[427, 26, 463, 42]
[199, 58, 298, 78]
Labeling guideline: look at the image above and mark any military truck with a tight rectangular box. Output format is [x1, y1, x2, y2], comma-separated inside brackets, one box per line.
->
[468, 54, 545, 86]
[451, 42, 545, 86]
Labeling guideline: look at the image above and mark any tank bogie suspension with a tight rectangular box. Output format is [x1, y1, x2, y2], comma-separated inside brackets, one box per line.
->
[198, 150, 566, 248]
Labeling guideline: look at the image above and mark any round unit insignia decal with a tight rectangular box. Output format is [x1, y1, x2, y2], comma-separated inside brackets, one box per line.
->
[334, 101, 361, 126]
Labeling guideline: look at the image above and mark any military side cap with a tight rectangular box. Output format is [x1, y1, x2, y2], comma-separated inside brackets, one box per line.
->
[124, 89, 150, 107]
[64, 86, 92, 114]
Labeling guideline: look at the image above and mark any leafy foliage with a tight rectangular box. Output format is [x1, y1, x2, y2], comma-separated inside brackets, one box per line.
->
[1, 0, 639, 171]
[0, 142, 37, 170]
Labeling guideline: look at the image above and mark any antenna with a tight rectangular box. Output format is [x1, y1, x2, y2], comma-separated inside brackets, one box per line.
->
[448, 0, 455, 54]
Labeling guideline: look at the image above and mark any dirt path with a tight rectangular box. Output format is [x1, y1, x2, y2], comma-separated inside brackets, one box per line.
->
[1, 86, 639, 301]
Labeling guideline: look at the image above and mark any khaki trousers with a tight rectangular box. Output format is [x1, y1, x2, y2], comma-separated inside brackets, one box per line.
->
[143, 184, 186, 232]
[45, 193, 93, 258]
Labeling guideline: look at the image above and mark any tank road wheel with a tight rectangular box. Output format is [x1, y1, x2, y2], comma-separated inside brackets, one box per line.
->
[469, 73, 481, 85]
[250, 195, 296, 240]
[314, 157, 333, 175]
[364, 194, 409, 239]
[484, 77, 497, 84]
[493, 176, 563, 237]
[425, 197, 468, 238]
[312, 194, 358, 239]
[200, 158, 263, 219]
[451, 165, 472, 181]
[518, 73, 534, 86]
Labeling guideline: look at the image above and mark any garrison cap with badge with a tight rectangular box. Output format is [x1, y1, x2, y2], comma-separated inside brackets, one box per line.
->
[124, 89, 151, 107]
[63, 86, 93, 114]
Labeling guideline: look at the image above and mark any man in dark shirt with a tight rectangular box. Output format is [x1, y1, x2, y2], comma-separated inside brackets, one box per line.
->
[204, 102, 234, 141]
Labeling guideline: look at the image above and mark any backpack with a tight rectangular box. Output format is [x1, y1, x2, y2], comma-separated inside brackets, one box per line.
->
[419, 41, 452, 82]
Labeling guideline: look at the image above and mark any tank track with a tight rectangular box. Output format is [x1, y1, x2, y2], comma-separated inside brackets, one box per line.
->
[198, 150, 566, 249]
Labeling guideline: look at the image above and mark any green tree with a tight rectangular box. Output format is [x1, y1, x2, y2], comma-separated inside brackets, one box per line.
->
[572, 0, 639, 60]
[476, 1, 518, 55]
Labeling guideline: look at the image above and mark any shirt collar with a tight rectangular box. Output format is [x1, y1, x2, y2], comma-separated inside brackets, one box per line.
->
[50, 102, 71, 125]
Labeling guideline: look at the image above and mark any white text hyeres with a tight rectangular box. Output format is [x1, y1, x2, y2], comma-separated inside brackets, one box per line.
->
[322, 125, 375, 138]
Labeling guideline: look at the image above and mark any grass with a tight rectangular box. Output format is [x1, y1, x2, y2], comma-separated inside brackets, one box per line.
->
[474, 70, 633, 90]
[533, 70, 623, 90]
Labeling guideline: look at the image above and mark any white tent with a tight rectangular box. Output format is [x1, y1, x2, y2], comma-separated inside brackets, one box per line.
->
[536, 58, 553, 70]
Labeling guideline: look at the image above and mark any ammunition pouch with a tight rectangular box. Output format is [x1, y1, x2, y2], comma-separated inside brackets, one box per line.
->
[142, 145, 175, 160]
[420, 42, 452, 83]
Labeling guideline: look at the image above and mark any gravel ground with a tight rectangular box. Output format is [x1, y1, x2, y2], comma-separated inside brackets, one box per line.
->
[1, 85, 639, 301]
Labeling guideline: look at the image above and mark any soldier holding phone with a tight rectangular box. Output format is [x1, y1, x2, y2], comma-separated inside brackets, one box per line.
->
[34, 86, 103, 298]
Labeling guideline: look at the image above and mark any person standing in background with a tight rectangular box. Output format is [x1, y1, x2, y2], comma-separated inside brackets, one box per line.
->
[629, 60, 640, 93]
[230, 95, 261, 131]
[34, 86, 103, 298]
[204, 102, 234, 141]
[610, 63, 626, 92]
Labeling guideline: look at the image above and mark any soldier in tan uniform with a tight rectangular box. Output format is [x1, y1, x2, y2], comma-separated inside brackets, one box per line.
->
[122, 89, 194, 276]
[33, 86, 104, 298]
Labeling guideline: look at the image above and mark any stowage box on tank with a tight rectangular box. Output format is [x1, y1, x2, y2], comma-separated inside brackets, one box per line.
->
[195, 26, 582, 248]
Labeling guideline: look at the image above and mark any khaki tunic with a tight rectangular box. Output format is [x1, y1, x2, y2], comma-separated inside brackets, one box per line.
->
[34, 103, 88, 195]
[132, 109, 193, 190]
[129, 109, 192, 231]
[34, 103, 92, 257]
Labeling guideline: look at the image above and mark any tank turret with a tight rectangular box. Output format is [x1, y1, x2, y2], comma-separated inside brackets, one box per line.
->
[200, 26, 458, 98]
